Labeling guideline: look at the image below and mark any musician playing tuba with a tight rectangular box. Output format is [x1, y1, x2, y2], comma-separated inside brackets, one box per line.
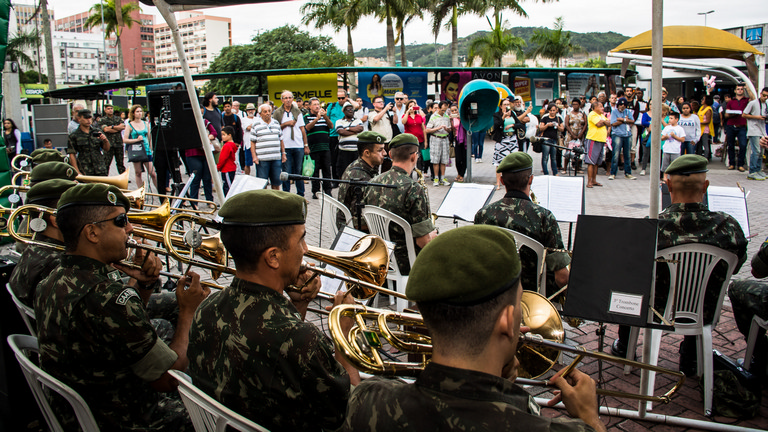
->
[342, 225, 605, 432]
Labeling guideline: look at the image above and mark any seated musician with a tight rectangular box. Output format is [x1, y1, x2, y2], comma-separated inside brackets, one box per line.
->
[343, 225, 605, 432]
[474, 152, 570, 297]
[362, 133, 437, 274]
[612, 155, 747, 376]
[28, 161, 79, 185]
[187, 189, 361, 431]
[34, 184, 209, 431]
[29, 147, 66, 165]
[337, 131, 388, 230]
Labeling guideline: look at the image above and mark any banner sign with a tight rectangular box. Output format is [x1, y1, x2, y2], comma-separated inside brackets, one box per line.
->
[358, 71, 428, 109]
[439, 71, 471, 104]
[20, 84, 48, 99]
[267, 73, 337, 104]
[566, 73, 602, 99]
[513, 76, 531, 102]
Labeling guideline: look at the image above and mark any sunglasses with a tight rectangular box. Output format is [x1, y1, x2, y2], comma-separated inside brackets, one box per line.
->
[337, 97, 346, 100]
[93, 213, 129, 228]
[395, 98, 404, 100]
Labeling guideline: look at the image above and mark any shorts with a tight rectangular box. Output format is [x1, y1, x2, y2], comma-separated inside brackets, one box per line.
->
[255, 159, 282, 186]
[430, 136, 450, 164]
[584, 139, 604, 165]
[243, 146, 253, 166]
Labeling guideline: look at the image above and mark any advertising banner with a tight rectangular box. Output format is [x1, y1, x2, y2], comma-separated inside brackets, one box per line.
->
[358, 71, 428, 108]
[20, 84, 48, 99]
[513, 76, 531, 102]
[267, 73, 337, 104]
[567, 73, 602, 99]
[439, 71, 471, 104]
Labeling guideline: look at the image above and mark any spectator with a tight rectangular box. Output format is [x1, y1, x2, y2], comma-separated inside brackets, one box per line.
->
[678, 102, 701, 156]
[304, 98, 333, 198]
[425, 101, 451, 186]
[393, 92, 408, 133]
[98, 104, 126, 174]
[538, 103, 563, 177]
[67, 103, 85, 134]
[217, 125, 237, 195]
[183, 106, 217, 209]
[251, 103, 285, 190]
[609, 99, 636, 180]
[202, 91, 222, 140]
[43, 138, 54, 149]
[742, 86, 768, 180]
[512, 96, 532, 153]
[369, 95, 397, 143]
[660, 111, 685, 174]
[564, 98, 586, 174]
[354, 97, 369, 130]
[402, 100, 426, 173]
[631, 89, 647, 170]
[724, 83, 752, 171]
[712, 94, 722, 144]
[698, 95, 714, 160]
[123, 105, 158, 190]
[584, 101, 610, 188]
[3, 118, 22, 158]
[221, 100, 243, 148]
[638, 102, 654, 176]
[231, 100, 245, 118]
[450, 103, 467, 182]
[274, 90, 308, 197]
[335, 101, 364, 176]
[240, 103, 257, 175]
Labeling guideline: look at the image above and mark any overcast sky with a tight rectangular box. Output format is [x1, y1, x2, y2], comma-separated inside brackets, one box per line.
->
[48, 0, 768, 52]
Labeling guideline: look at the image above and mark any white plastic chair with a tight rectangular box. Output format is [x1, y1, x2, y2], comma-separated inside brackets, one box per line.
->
[321, 193, 353, 244]
[168, 369, 270, 432]
[6, 334, 100, 432]
[497, 228, 547, 296]
[361, 206, 417, 312]
[622, 244, 738, 416]
[744, 315, 768, 372]
[6, 283, 37, 337]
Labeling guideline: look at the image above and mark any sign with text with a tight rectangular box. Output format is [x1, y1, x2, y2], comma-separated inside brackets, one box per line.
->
[513, 76, 531, 102]
[20, 84, 48, 99]
[358, 71, 428, 109]
[267, 73, 337, 104]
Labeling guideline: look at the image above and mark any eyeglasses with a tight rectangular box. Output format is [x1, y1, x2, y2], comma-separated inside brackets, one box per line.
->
[92, 213, 129, 228]
[395, 98, 404, 101]
[337, 97, 346, 100]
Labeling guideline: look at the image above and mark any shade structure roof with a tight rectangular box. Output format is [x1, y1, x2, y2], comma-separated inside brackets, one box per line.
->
[138, 0, 293, 7]
[610, 25, 764, 59]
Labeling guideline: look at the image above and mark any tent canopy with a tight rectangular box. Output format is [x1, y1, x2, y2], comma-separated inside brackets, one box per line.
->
[610, 25, 764, 59]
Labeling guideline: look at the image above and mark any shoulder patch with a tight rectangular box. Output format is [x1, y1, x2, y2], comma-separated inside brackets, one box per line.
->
[116, 287, 139, 305]
[107, 270, 122, 282]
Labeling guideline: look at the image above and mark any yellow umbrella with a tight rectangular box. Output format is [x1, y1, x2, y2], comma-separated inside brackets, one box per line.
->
[610, 25, 764, 59]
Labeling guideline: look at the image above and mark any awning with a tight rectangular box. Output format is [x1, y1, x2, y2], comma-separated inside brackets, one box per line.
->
[610, 25, 764, 59]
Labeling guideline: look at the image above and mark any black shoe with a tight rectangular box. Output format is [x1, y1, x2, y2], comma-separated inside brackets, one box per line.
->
[312, 193, 318, 200]
[611, 339, 628, 357]
[631, 162, 637, 170]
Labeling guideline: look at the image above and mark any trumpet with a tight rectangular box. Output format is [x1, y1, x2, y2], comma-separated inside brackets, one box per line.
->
[329, 291, 685, 403]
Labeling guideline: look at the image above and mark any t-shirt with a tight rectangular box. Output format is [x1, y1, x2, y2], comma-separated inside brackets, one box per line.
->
[335, 117, 363, 151]
[725, 97, 750, 127]
[241, 116, 256, 149]
[698, 106, 713, 136]
[304, 112, 331, 153]
[369, 110, 394, 142]
[402, 114, 426, 142]
[354, 107, 369, 130]
[661, 124, 685, 154]
[280, 110, 306, 149]
[677, 115, 701, 143]
[586, 111, 608, 142]
[327, 102, 345, 138]
[539, 115, 560, 141]
[609, 107, 633, 137]
[251, 117, 283, 161]
[217, 140, 238, 172]
[203, 107, 223, 140]
[744, 99, 767, 137]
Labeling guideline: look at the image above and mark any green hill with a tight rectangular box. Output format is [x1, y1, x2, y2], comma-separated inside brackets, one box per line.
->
[355, 27, 629, 67]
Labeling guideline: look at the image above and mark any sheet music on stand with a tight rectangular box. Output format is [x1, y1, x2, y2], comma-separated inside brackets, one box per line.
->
[707, 186, 750, 238]
[317, 226, 396, 297]
[214, 175, 268, 222]
[530, 176, 585, 223]
[435, 183, 496, 221]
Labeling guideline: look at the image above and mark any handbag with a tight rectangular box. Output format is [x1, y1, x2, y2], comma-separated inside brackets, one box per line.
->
[127, 143, 149, 162]
[302, 155, 315, 177]
[389, 112, 401, 138]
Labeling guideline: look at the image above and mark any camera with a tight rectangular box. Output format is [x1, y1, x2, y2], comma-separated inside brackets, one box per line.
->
[91, 131, 102, 138]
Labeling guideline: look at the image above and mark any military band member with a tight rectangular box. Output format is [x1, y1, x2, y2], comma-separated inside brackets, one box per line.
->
[188, 189, 360, 432]
[29, 147, 66, 165]
[337, 131, 388, 229]
[475, 152, 570, 297]
[343, 225, 604, 432]
[98, 104, 127, 174]
[67, 109, 110, 176]
[35, 183, 208, 431]
[362, 133, 437, 274]
[29, 161, 79, 185]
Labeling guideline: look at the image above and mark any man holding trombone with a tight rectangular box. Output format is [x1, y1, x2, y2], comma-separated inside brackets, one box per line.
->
[342, 225, 605, 432]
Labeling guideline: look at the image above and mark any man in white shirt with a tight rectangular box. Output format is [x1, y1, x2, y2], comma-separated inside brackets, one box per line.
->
[273, 90, 308, 197]
[393, 92, 408, 133]
[240, 103, 257, 175]
[743, 87, 768, 180]
[354, 97, 370, 131]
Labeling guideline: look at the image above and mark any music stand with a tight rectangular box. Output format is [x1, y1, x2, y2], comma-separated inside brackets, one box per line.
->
[434, 182, 496, 226]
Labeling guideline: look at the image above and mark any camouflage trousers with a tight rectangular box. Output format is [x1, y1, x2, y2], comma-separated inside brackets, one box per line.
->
[148, 291, 179, 344]
[104, 143, 126, 174]
[728, 280, 768, 338]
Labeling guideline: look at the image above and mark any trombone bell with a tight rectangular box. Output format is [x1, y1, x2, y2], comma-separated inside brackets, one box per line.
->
[76, 170, 130, 189]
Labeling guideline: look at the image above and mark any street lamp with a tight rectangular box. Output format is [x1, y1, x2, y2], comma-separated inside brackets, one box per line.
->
[698, 10, 715, 27]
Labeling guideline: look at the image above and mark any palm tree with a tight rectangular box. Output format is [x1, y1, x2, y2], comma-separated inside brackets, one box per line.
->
[467, 13, 525, 67]
[83, 0, 140, 81]
[369, 0, 408, 66]
[431, 0, 468, 67]
[394, 0, 428, 66]
[530, 17, 581, 67]
[7, 30, 41, 71]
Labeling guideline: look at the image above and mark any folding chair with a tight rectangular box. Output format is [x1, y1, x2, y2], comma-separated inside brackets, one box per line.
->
[6, 283, 37, 337]
[496, 228, 547, 296]
[320, 193, 353, 245]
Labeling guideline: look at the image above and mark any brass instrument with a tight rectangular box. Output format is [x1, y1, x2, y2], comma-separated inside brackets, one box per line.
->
[11, 154, 32, 171]
[131, 226, 228, 280]
[329, 291, 685, 403]
[134, 186, 218, 215]
[76, 170, 130, 189]
[123, 187, 145, 210]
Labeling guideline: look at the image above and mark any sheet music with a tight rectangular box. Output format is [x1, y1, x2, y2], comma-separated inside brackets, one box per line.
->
[530, 176, 584, 223]
[707, 186, 750, 238]
[435, 183, 496, 221]
[214, 175, 269, 222]
[319, 227, 396, 296]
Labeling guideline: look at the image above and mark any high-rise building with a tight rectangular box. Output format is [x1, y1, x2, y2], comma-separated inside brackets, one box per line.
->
[13, 3, 55, 33]
[51, 31, 107, 84]
[153, 11, 231, 77]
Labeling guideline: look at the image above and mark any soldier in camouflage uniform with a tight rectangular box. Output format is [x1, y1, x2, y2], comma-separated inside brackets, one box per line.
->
[337, 131, 388, 230]
[188, 189, 360, 432]
[67, 109, 110, 176]
[362, 133, 437, 274]
[343, 226, 604, 432]
[613, 155, 747, 375]
[34, 183, 209, 431]
[475, 152, 570, 298]
[98, 104, 127, 174]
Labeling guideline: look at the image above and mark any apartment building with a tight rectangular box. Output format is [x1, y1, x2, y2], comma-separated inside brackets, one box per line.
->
[153, 11, 231, 77]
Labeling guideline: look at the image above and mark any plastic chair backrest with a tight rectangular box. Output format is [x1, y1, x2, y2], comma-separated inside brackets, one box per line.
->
[361, 206, 417, 276]
[168, 370, 270, 432]
[6, 283, 37, 337]
[321, 193, 352, 241]
[497, 228, 547, 296]
[6, 334, 100, 432]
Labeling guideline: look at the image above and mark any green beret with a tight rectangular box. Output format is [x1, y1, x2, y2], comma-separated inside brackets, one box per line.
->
[496, 152, 533, 173]
[219, 189, 306, 227]
[26, 179, 77, 205]
[665, 154, 709, 176]
[30, 148, 65, 164]
[357, 131, 387, 144]
[57, 183, 130, 212]
[30, 161, 78, 184]
[388, 133, 419, 150]
[406, 225, 521, 305]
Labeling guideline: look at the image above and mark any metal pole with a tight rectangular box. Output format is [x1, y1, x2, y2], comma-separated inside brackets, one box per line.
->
[153, 0, 225, 203]
[100, 0, 107, 81]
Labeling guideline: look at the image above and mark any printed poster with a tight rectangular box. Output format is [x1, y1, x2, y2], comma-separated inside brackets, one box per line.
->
[567, 73, 602, 99]
[534, 79, 554, 106]
[513, 76, 531, 102]
[267, 73, 337, 104]
[358, 71, 428, 109]
[439, 71, 471, 104]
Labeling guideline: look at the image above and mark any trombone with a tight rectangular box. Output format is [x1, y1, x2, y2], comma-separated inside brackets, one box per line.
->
[11, 154, 32, 172]
[328, 291, 685, 403]
[122, 186, 217, 214]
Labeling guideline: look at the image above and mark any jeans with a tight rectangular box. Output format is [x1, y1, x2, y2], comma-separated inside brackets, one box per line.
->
[185, 155, 212, 201]
[471, 130, 485, 158]
[310, 150, 333, 194]
[541, 143, 558, 175]
[610, 134, 632, 175]
[725, 124, 747, 167]
[255, 159, 282, 186]
[748, 135, 763, 174]
[681, 141, 696, 155]
[282, 147, 305, 196]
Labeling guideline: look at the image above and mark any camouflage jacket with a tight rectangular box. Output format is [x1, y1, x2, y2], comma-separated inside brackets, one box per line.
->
[34, 254, 189, 431]
[98, 114, 124, 146]
[338, 157, 378, 230]
[750, 236, 768, 278]
[728, 236, 768, 338]
[362, 166, 435, 274]
[342, 362, 595, 431]
[654, 202, 748, 324]
[9, 234, 63, 308]
[67, 127, 108, 176]
[474, 190, 570, 297]
[187, 277, 350, 432]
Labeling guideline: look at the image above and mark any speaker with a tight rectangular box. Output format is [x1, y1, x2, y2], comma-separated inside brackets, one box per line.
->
[147, 89, 202, 151]
[458, 79, 500, 132]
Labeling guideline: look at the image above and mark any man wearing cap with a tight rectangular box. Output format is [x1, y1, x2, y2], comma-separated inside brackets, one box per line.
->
[342, 225, 604, 432]
[98, 104, 127, 175]
[338, 131, 388, 229]
[335, 101, 364, 176]
[9, 179, 77, 308]
[241, 103, 258, 175]
[34, 183, 209, 431]
[363, 133, 437, 275]
[187, 189, 360, 431]
[612, 155, 747, 375]
[304, 97, 334, 198]
[67, 109, 110, 177]
[475, 152, 570, 297]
